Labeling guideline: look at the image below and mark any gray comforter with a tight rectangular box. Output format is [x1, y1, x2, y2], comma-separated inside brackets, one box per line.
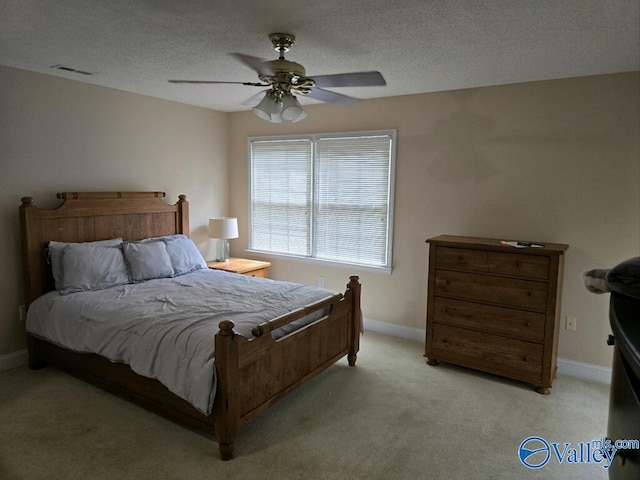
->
[26, 269, 335, 414]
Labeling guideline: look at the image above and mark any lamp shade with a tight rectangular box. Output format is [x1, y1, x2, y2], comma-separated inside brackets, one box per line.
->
[252, 92, 282, 122]
[281, 94, 304, 121]
[292, 109, 308, 123]
[208, 217, 239, 239]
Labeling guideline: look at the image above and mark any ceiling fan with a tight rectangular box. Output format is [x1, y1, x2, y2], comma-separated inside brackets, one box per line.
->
[168, 33, 386, 123]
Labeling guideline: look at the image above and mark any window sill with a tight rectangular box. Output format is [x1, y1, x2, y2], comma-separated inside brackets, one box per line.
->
[244, 249, 393, 275]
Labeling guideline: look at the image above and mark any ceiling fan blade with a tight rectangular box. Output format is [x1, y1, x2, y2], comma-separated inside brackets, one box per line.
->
[310, 71, 386, 88]
[305, 87, 359, 106]
[229, 53, 274, 77]
[168, 80, 268, 86]
[241, 89, 270, 106]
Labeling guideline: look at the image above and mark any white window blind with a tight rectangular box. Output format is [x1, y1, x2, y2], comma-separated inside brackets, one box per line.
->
[249, 131, 395, 269]
[250, 139, 312, 256]
[315, 135, 392, 266]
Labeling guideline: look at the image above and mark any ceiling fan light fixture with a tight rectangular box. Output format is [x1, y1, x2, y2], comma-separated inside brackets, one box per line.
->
[252, 91, 281, 121]
[253, 90, 306, 123]
[291, 109, 308, 123]
[281, 94, 305, 121]
[269, 111, 283, 124]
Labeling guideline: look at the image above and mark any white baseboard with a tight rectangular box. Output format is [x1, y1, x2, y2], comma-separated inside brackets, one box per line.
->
[0, 349, 28, 372]
[363, 317, 425, 343]
[363, 318, 611, 385]
[556, 358, 611, 384]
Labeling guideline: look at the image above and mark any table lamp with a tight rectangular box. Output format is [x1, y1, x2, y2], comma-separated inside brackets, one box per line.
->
[208, 217, 239, 262]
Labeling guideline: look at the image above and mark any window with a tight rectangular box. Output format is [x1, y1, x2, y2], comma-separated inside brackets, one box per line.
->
[249, 131, 395, 270]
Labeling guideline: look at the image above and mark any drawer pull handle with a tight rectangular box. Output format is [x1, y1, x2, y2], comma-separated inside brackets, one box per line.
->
[522, 355, 529, 362]
[526, 321, 532, 327]
[442, 338, 449, 344]
[516, 261, 522, 267]
[527, 291, 533, 297]
[458, 256, 464, 261]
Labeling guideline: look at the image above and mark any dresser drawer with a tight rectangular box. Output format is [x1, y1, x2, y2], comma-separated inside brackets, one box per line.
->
[434, 269, 549, 311]
[435, 247, 489, 272]
[488, 252, 549, 280]
[430, 323, 543, 382]
[435, 246, 550, 280]
[433, 297, 546, 342]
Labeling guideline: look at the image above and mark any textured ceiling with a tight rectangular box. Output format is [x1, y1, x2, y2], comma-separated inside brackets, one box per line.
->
[1, 0, 638, 112]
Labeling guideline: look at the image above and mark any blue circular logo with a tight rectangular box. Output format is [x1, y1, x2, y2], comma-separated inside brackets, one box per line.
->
[519, 436, 551, 469]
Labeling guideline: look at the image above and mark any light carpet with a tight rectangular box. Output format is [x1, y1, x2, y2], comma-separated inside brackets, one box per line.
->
[0, 332, 610, 480]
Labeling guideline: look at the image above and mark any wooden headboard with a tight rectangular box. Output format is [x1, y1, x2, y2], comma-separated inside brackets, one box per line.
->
[19, 191, 189, 305]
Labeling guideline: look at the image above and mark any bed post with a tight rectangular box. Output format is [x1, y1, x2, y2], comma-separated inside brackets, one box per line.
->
[19, 196, 40, 307]
[176, 194, 189, 235]
[214, 320, 239, 460]
[20, 197, 47, 370]
[347, 276, 361, 366]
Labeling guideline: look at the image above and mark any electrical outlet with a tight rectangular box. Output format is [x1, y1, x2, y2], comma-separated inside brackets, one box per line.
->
[318, 276, 325, 288]
[19, 305, 26, 322]
[565, 316, 577, 331]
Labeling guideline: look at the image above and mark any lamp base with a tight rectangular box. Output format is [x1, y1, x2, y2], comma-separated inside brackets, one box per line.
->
[215, 239, 230, 262]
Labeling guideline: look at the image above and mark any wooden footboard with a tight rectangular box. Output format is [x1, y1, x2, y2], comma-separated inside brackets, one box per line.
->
[214, 276, 361, 460]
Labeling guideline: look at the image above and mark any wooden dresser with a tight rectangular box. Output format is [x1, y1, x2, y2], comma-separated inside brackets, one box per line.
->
[425, 235, 568, 394]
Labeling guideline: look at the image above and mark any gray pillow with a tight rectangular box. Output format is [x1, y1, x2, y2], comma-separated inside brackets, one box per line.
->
[139, 233, 186, 243]
[122, 241, 175, 282]
[164, 237, 207, 276]
[60, 244, 129, 295]
[49, 238, 123, 290]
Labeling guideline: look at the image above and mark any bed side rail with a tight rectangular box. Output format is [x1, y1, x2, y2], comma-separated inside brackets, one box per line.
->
[251, 293, 343, 338]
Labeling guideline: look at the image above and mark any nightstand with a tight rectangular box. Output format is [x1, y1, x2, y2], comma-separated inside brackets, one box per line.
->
[207, 258, 271, 278]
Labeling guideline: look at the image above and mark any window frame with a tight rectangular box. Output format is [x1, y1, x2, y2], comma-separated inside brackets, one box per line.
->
[247, 130, 396, 274]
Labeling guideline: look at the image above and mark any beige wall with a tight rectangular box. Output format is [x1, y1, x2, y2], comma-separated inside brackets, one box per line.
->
[0, 66, 229, 356]
[2, 67, 638, 369]
[228, 72, 640, 368]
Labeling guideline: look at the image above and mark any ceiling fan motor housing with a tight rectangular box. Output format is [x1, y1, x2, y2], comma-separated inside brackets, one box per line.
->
[260, 58, 315, 95]
[265, 59, 306, 78]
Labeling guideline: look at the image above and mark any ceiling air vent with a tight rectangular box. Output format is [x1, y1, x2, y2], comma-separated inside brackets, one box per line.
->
[50, 64, 94, 76]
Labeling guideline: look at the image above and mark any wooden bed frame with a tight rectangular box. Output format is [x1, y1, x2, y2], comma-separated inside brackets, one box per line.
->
[19, 192, 361, 460]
